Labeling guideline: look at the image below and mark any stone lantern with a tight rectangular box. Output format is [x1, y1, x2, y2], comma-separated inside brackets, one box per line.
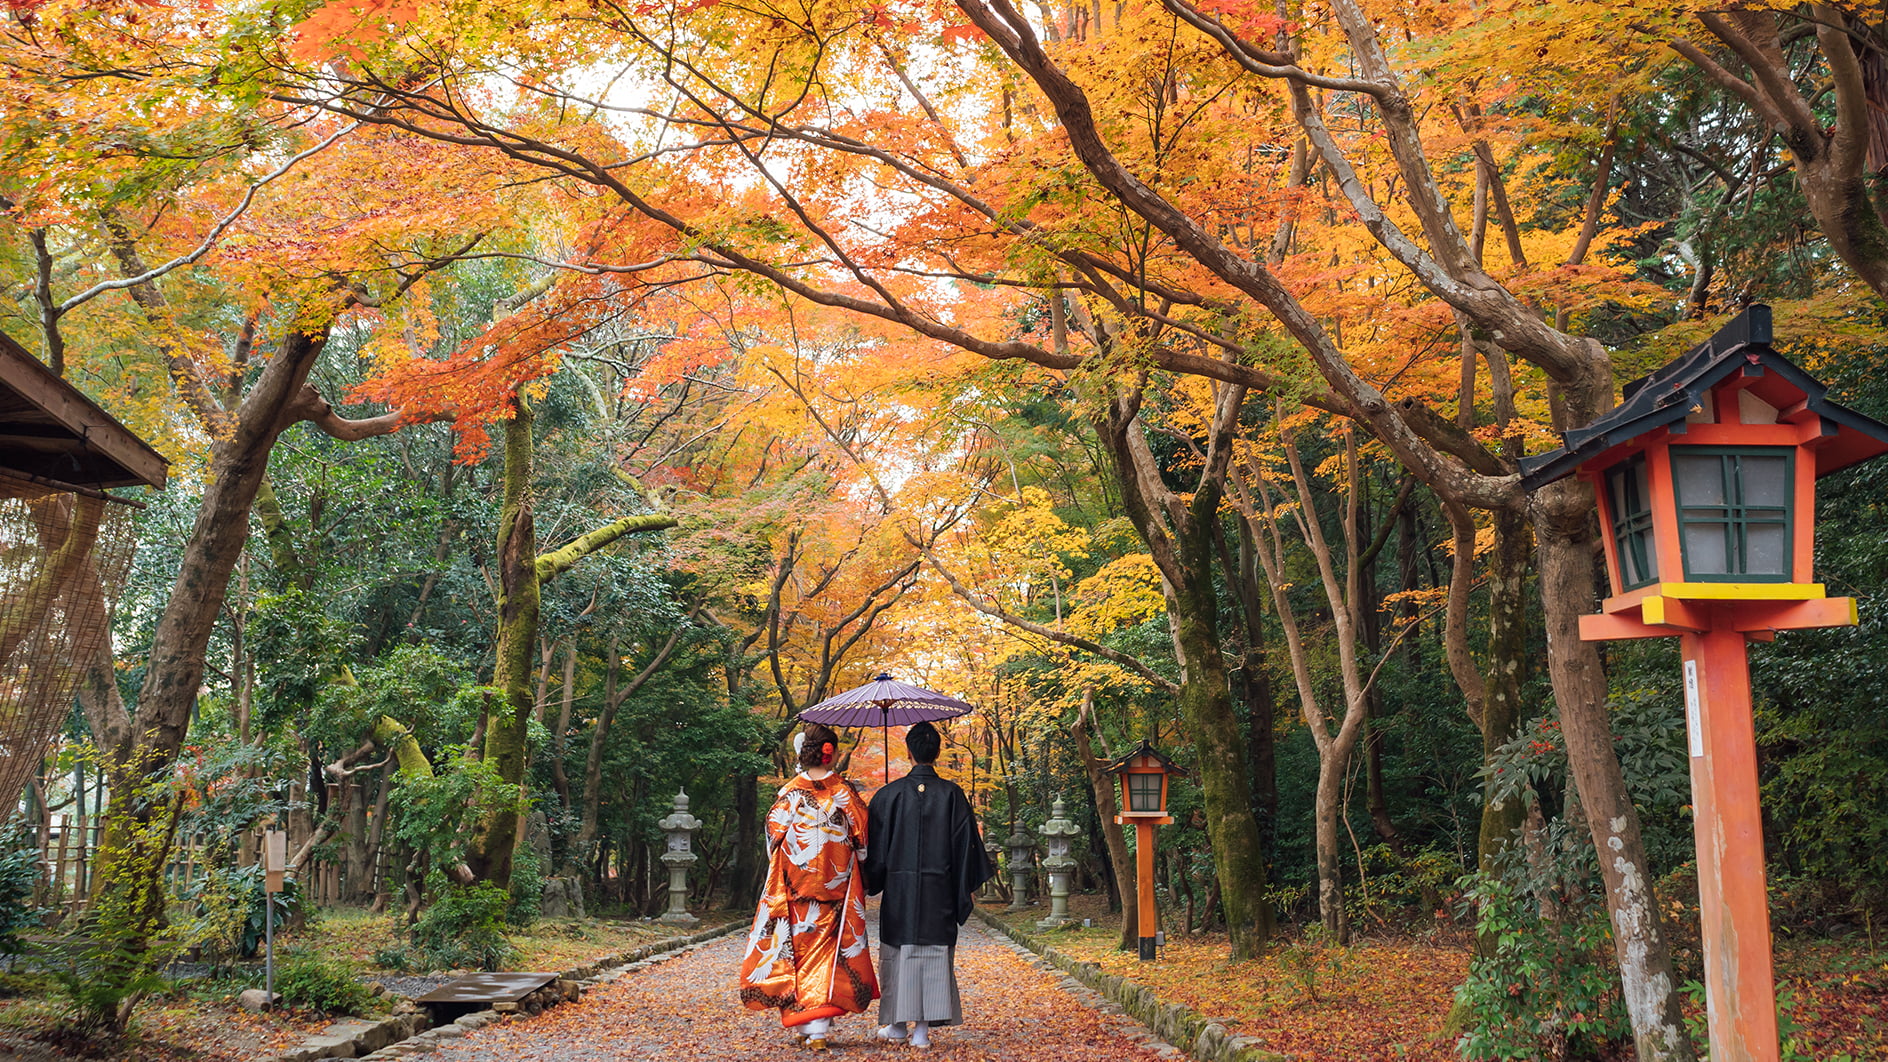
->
[1036, 795, 1081, 929]
[657, 788, 703, 925]
[1003, 820, 1037, 911]
[980, 825, 1005, 903]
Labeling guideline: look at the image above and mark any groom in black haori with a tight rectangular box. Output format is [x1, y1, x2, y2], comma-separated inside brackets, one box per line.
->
[863, 721, 995, 1050]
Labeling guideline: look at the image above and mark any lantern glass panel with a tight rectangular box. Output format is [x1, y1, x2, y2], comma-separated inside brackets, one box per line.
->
[1747, 523, 1787, 573]
[1606, 455, 1659, 589]
[1673, 448, 1793, 581]
[1743, 456, 1790, 506]
[1127, 772, 1162, 813]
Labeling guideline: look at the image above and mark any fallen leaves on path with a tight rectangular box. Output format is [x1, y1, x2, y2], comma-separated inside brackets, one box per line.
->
[1773, 944, 1888, 1060]
[434, 922, 1175, 1062]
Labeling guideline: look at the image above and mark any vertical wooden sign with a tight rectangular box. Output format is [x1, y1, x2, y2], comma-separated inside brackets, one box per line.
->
[263, 830, 286, 893]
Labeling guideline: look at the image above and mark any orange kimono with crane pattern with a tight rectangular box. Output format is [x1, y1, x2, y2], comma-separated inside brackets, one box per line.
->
[738, 773, 879, 1027]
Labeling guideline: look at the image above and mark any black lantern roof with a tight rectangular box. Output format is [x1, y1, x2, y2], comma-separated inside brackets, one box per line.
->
[1519, 305, 1888, 491]
[0, 330, 168, 493]
[1103, 740, 1188, 777]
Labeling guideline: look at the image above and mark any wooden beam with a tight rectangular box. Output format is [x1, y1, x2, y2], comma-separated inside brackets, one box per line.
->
[1731, 597, 1858, 632]
[1580, 612, 1680, 640]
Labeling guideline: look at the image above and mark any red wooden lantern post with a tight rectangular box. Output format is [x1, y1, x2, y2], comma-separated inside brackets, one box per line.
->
[1521, 306, 1888, 1062]
[1105, 741, 1187, 962]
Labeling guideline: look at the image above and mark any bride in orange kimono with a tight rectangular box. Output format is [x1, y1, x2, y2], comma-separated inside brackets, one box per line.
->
[739, 723, 878, 1051]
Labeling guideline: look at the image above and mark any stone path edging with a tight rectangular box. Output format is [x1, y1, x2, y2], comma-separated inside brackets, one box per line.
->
[973, 910, 1289, 1062]
[263, 920, 746, 1062]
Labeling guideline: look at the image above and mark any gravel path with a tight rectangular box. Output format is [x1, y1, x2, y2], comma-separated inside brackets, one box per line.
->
[429, 912, 1182, 1061]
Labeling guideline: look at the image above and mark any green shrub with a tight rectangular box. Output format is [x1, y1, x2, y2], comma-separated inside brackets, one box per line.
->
[182, 864, 301, 969]
[1275, 922, 1345, 1004]
[274, 949, 376, 1016]
[370, 942, 416, 971]
[0, 820, 44, 957]
[56, 779, 186, 1037]
[410, 882, 517, 971]
[1452, 873, 1630, 1060]
[506, 852, 542, 929]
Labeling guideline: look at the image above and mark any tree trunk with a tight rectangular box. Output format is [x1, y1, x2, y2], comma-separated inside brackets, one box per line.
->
[728, 770, 760, 908]
[344, 781, 371, 903]
[574, 636, 623, 874]
[1070, 690, 1135, 948]
[1219, 519, 1278, 869]
[464, 407, 678, 890]
[367, 768, 394, 912]
[1353, 499, 1405, 857]
[466, 404, 539, 888]
[550, 643, 576, 812]
[92, 329, 332, 927]
[1238, 427, 1374, 943]
[1477, 508, 1530, 875]
[1094, 381, 1272, 959]
[1532, 479, 1693, 1061]
[573, 629, 683, 878]
[1312, 750, 1349, 942]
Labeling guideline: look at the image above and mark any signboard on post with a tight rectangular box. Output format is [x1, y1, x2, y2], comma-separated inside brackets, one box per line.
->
[263, 829, 286, 893]
[262, 828, 285, 1006]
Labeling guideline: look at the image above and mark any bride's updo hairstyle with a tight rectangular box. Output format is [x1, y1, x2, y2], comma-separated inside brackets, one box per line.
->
[797, 722, 840, 770]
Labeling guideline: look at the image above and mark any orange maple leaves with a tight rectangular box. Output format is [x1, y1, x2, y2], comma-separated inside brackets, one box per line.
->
[289, 0, 419, 61]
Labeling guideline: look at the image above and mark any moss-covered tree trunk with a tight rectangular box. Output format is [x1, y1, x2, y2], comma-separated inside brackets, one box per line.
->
[91, 329, 332, 943]
[1094, 380, 1273, 960]
[466, 406, 539, 888]
[1218, 519, 1278, 869]
[466, 403, 679, 891]
[1477, 508, 1530, 874]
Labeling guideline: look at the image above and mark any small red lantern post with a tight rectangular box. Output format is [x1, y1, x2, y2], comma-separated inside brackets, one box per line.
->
[1521, 306, 1888, 1062]
[1105, 741, 1187, 961]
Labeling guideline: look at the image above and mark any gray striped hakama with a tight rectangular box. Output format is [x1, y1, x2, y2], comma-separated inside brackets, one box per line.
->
[876, 943, 963, 1026]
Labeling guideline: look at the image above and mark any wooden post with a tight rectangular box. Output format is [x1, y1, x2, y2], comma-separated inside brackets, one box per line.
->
[263, 829, 285, 1005]
[50, 814, 70, 910]
[31, 781, 51, 908]
[73, 810, 88, 898]
[1681, 621, 1781, 1062]
[1135, 820, 1157, 961]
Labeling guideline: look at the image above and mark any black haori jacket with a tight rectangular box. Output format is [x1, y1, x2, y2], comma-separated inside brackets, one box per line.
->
[863, 765, 995, 947]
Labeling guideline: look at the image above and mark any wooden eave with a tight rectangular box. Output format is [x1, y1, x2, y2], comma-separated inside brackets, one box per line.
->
[0, 330, 168, 491]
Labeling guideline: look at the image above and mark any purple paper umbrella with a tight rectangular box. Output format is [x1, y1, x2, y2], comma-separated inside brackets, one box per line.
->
[798, 674, 974, 784]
